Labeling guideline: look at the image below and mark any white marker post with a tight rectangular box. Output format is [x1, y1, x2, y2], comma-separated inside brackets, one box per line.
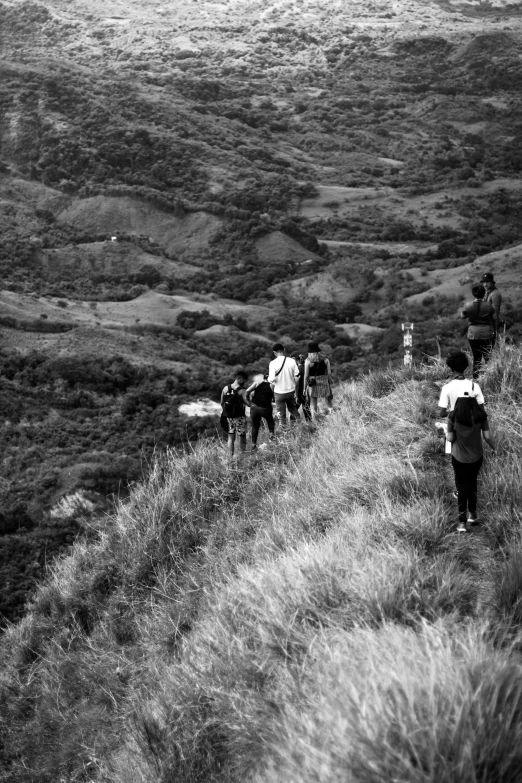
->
[402, 322, 413, 366]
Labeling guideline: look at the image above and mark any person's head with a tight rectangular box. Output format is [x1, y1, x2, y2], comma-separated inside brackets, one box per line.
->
[480, 272, 495, 291]
[307, 341, 321, 361]
[252, 373, 265, 386]
[235, 370, 248, 387]
[472, 283, 486, 300]
[446, 350, 469, 374]
[272, 342, 285, 356]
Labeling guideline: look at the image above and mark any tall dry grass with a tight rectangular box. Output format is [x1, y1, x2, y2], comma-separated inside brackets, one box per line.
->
[2, 348, 522, 783]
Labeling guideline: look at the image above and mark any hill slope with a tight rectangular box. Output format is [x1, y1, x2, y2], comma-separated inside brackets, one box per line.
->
[1, 344, 522, 782]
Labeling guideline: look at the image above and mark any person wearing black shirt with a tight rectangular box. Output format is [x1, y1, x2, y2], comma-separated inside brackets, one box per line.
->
[245, 374, 275, 449]
[461, 284, 495, 380]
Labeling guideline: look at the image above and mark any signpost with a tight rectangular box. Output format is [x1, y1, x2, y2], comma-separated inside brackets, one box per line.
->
[402, 322, 413, 366]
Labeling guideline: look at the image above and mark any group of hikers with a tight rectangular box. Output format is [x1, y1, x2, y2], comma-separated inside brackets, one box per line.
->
[436, 271, 502, 532]
[219, 270, 503, 534]
[220, 341, 333, 458]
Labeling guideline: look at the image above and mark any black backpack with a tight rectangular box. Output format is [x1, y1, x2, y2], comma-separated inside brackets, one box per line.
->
[452, 389, 487, 428]
[223, 385, 244, 418]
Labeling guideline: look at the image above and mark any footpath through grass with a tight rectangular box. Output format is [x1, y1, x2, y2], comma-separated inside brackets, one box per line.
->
[1, 343, 522, 783]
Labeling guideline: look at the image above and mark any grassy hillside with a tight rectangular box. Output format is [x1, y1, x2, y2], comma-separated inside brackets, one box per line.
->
[1, 341, 522, 782]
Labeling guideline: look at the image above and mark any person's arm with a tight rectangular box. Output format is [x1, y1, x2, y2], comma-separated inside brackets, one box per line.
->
[239, 388, 250, 408]
[491, 293, 500, 332]
[245, 380, 258, 401]
[445, 419, 455, 443]
[482, 428, 496, 451]
[325, 357, 332, 378]
[437, 387, 449, 418]
[293, 360, 300, 390]
[303, 359, 310, 386]
[267, 359, 277, 384]
[220, 386, 227, 410]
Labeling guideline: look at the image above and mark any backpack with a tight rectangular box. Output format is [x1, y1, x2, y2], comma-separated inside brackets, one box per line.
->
[452, 390, 487, 428]
[223, 385, 244, 418]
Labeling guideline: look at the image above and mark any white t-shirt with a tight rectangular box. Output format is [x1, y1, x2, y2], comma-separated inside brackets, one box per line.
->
[268, 355, 300, 394]
[438, 378, 484, 412]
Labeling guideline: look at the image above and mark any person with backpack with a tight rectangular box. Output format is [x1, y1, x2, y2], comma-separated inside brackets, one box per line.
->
[220, 370, 249, 459]
[294, 353, 312, 421]
[461, 283, 495, 380]
[481, 272, 502, 344]
[303, 341, 333, 419]
[437, 351, 485, 418]
[445, 392, 496, 532]
[267, 343, 300, 425]
[245, 374, 275, 450]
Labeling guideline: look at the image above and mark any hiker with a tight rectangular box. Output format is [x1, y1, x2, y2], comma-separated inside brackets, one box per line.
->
[481, 272, 502, 343]
[446, 391, 496, 532]
[437, 350, 485, 417]
[461, 283, 495, 380]
[267, 343, 300, 425]
[304, 341, 333, 419]
[294, 353, 312, 421]
[221, 370, 249, 459]
[245, 374, 275, 450]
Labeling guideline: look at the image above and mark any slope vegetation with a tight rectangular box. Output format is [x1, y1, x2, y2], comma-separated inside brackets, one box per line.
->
[2, 343, 522, 782]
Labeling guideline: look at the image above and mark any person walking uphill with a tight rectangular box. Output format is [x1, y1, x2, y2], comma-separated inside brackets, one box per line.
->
[268, 343, 300, 425]
[461, 283, 495, 380]
[445, 392, 496, 532]
[245, 374, 275, 450]
[221, 370, 249, 460]
[304, 341, 333, 419]
[481, 272, 502, 344]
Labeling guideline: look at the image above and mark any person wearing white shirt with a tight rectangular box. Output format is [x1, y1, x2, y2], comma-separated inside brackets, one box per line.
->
[437, 351, 485, 417]
[267, 343, 300, 425]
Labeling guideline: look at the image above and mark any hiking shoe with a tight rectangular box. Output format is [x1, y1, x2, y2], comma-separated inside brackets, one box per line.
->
[456, 522, 467, 533]
[251, 445, 257, 451]
[452, 491, 458, 500]
[468, 514, 479, 526]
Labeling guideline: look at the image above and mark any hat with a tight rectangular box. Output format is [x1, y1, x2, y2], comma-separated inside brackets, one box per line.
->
[308, 341, 321, 352]
[480, 272, 495, 283]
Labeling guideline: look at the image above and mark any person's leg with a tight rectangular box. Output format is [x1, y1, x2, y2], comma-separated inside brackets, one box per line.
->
[228, 432, 236, 459]
[482, 339, 494, 366]
[286, 393, 300, 422]
[250, 406, 262, 446]
[467, 457, 483, 520]
[263, 407, 275, 437]
[237, 416, 247, 452]
[309, 395, 318, 420]
[274, 393, 287, 426]
[468, 339, 483, 380]
[452, 457, 468, 526]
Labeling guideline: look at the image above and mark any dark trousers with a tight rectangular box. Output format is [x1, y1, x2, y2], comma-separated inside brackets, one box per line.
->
[250, 404, 275, 444]
[274, 391, 300, 425]
[452, 456, 483, 524]
[468, 338, 493, 380]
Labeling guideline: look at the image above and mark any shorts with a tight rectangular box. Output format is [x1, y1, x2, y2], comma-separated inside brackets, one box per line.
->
[227, 416, 247, 435]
